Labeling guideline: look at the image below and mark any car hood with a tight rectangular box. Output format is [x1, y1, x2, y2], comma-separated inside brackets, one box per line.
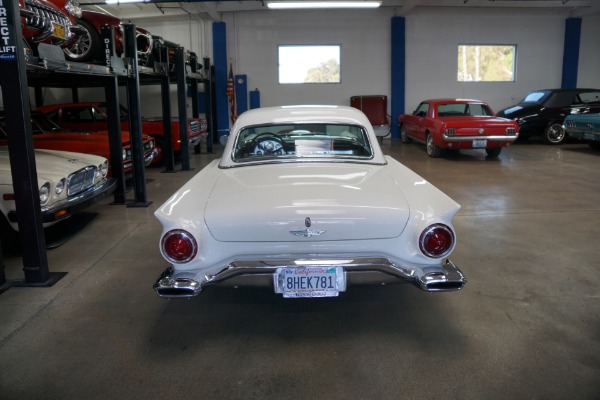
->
[204, 163, 410, 242]
[0, 147, 103, 183]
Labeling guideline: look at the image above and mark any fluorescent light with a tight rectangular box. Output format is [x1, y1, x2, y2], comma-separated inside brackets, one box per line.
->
[267, 1, 381, 9]
[105, 0, 146, 4]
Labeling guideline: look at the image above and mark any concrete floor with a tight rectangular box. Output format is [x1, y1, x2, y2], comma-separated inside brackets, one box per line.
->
[0, 139, 598, 399]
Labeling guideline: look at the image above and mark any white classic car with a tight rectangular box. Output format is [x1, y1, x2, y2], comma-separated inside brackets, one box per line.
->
[0, 147, 116, 244]
[154, 105, 466, 299]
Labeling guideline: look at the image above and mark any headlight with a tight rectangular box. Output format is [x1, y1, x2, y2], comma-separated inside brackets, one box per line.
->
[55, 178, 66, 195]
[100, 161, 108, 178]
[65, 0, 82, 18]
[39, 182, 51, 205]
[419, 223, 455, 258]
[161, 229, 198, 264]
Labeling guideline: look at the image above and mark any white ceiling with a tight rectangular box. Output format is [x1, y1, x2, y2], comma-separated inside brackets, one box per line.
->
[77, 0, 600, 21]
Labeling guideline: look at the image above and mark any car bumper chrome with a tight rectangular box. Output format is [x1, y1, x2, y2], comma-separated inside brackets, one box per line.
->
[153, 258, 467, 298]
[442, 134, 519, 142]
[145, 148, 160, 166]
[8, 178, 117, 224]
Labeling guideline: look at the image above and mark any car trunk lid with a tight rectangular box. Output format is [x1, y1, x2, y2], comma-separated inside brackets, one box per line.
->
[205, 163, 410, 242]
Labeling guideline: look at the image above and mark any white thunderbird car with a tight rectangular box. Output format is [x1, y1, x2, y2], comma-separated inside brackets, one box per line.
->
[154, 105, 466, 299]
[0, 147, 116, 245]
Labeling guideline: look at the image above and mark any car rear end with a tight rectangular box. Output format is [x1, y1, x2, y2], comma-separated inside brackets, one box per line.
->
[440, 117, 519, 150]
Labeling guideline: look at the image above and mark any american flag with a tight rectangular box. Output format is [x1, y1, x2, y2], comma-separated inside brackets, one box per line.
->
[226, 63, 237, 123]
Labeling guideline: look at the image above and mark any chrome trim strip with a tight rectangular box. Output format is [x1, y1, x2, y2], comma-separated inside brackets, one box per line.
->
[442, 134, 519, 142]
[153, 257, 466, 298]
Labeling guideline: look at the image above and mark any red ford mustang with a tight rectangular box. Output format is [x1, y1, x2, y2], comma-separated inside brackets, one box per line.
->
[398, 99, 519, 158]
[36, 102, 208, 166]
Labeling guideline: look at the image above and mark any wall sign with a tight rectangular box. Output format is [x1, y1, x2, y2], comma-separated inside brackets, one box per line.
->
[0, 0, 17, 60]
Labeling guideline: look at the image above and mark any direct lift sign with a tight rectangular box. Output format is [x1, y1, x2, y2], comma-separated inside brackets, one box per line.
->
[0, 0, 17, 61]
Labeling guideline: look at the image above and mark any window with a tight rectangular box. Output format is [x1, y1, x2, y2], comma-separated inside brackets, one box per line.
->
[437, 102, 493, 117]
[457, 45, 516, 82]
[233, 123, 373, 162]
[278, 45, 341, 84]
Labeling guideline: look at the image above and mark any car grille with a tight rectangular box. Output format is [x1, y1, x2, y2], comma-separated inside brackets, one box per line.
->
[506, 127, 517, 135]
[24, 0, 71, 31]
[67, 166, 97, 196]
[189, 120, 200, 135]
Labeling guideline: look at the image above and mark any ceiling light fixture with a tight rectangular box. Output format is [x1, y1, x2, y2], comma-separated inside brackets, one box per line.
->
[105, 0, 147, 4]
[267, 1, 381, 9]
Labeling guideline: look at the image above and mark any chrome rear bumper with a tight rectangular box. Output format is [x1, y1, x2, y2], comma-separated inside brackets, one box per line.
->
[153, 258, 466, 299]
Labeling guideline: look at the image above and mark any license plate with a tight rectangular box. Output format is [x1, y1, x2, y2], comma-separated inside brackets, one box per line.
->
[52, 23, 66, 40]
[473, 139, 487, 148]
[275, 266, 345, 298]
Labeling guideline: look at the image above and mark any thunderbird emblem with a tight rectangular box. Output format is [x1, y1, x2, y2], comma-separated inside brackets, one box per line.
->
[290, 229, 325, 237]
[290, 217, 325, 237]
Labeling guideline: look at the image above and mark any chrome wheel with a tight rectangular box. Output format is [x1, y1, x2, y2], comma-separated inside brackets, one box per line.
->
[63, 20, 99, 62]
[543, 123, 566, 145]
[400, 125, 411, 143]
[426, 134, 442, 158]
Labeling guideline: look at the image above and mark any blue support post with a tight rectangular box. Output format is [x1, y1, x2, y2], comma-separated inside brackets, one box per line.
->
[212, 22, 229, 139]
[235, 74, 248, 115]
[250, 89, 261, 109]
[391, 16, 406, 138]
[561, 18, 582, 89]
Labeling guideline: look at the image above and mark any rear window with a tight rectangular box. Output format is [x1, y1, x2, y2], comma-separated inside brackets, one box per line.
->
[522, 91, 549, 104]
[232, 123, 373, 162]
[437, 103, 493, 117]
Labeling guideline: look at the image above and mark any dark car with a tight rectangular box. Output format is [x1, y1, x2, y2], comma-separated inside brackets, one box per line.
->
[497, 88, 600, 144]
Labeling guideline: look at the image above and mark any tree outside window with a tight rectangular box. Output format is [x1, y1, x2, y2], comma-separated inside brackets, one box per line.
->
[457, 45, 516, 82]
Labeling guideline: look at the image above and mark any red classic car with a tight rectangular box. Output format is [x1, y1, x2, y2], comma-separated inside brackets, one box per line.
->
[398, 98, 519, 158]
[19, 0, 79, 50]
[36, 102, 208, 166]
[62, 10, 153, 64]
[0, 112, 157, 175]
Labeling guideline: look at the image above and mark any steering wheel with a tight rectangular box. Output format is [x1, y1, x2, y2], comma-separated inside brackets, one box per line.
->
[251, 132, 286, 156]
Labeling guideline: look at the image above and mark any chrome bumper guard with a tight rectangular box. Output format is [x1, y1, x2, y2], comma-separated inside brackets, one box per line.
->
[145, 148, 160, 166]
[442, 134, 518, 142]
[153, 258, 466, 298]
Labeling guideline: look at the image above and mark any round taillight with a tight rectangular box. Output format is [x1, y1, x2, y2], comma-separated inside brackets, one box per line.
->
[419, 224, 455, 258]
[161, 229, 198, 264]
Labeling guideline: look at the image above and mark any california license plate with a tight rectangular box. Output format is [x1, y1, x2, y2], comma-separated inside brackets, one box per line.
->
[52, 23, 66, 40]
[275, 266, 345, 298]
[473, 139, 487, 148]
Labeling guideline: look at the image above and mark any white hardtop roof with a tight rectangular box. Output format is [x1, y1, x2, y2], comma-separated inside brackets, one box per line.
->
[219, 105, 387, 168]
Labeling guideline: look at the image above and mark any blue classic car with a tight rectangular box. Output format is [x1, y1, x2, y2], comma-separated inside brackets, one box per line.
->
[563, 113, 600, 151]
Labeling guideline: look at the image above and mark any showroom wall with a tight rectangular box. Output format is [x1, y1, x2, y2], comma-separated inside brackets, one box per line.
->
[221, 7, 599, 116]
[221, 9, 392, 111]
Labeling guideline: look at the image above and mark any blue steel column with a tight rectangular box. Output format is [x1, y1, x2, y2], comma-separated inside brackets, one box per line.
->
[213, 22, 229, 140]
[561, 18, 582, 89]
[391, 16, 406, 138]
[235, 74, 248, 115]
